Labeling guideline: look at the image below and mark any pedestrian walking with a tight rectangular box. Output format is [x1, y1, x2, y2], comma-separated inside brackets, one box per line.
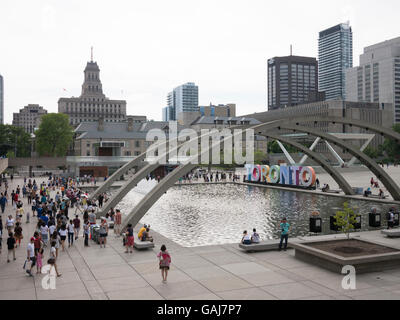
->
[7, 232, 16, 263]
[278, 217, 291, 251]
[157, 245, 171, 282]
[67, 220, 74, 247]
[114, 209, 122, 236]
[125, 223, 134, 253]
[73, 215, 80, 240]
[83, 221, 90, 247]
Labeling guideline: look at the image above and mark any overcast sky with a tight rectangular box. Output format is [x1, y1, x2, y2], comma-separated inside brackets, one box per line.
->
[1, 0, 399, 124]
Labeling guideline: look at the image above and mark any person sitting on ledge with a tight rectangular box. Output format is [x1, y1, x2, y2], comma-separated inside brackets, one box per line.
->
[251, 228, 260, 244]
[141, 227, 153, 242]
[241, 230, 252, 245]
[364, 187, 372, 197]
[138, 224, 147, 240]
[322, 184, 330, 192]
[379, 189, 385, 199]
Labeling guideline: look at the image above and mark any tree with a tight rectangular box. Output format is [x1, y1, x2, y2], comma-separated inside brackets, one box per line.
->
[267, 140, 298, 154]
[364, 146, 379, 159]
[381, 124, 400, 161]
[0, 124, 31, 157]
[334, 202, 358, 240]
[254, 150, 268, 164]
[35, 113, 74, 157]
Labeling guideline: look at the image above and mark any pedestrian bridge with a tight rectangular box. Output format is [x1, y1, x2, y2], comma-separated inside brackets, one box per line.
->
[89, 116, 400, 231]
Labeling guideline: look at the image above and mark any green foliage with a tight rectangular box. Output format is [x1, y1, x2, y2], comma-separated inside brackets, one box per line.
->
[364, 146, 380, 159]
[381, 124, 400, 160]
[267, 140, 298, 154]
[35, 113, 74, 157]
[254, 150, 268, 165]
[0, 124, 31, 157]
[334, 202, 358, 240]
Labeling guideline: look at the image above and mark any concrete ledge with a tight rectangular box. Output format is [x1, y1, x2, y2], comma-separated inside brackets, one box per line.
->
[291, 238, 400, 274]
[238, 240, 293, 252]
[381, 229, 400, 238]
[134, 236, 155, 250]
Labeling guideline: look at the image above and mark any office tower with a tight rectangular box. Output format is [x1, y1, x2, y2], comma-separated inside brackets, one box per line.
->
[318, 22, 353, 100]
[12, 104, 47, 134]
[58, 54, 127, 126]
[346, 36, 400, 123]
[267, 56, 319, 110]
[164, 82, 198, 123]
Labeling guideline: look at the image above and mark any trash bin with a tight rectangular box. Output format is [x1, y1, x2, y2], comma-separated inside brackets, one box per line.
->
[394, 213, 400, 227]
[354, 215, 361, 230]
[369, 212, 381, 227]
[310, 217, 322, 233]
[330, 216, 339, 231]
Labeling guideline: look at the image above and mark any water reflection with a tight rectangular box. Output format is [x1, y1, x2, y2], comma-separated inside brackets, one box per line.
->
[117, 183, 395, 247]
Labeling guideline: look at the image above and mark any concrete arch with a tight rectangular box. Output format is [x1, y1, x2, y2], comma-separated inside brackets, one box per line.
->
[119, 131, 355, 230]
[92, 115, 399, 201]
[272, 124, 400, 201]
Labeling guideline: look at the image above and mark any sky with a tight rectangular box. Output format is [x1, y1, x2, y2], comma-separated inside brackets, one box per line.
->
[0, 0, 399, 124]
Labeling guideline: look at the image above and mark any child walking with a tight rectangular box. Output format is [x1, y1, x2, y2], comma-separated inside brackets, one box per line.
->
[157, 245, 171, 282]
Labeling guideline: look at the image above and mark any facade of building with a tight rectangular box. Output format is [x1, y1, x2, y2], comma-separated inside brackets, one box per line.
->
[163, 82, 198, 122]
[199, 103, 236, 117]
[345, 36, 400, 123]
[243, 99, 393, 158]
[267, 56, 319, 110]
[318, 22, 353, 100]
[12, 104, 47, 134]
[0, 74, 3, 125]
[58, 59, 127, 126]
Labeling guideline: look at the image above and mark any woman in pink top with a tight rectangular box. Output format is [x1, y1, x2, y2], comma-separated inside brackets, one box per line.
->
[114, 209, 122, 236]
[157, 245, 171, 282]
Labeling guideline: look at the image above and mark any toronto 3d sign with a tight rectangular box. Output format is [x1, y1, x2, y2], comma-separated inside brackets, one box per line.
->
[245, 164, 316, 188]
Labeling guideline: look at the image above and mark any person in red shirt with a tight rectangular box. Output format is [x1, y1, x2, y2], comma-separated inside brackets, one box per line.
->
[33, 232, 42, 256]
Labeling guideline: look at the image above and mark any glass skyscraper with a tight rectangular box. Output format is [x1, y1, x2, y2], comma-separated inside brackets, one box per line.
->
[163, 82, 198, 121]
[318, 22, 353, 100]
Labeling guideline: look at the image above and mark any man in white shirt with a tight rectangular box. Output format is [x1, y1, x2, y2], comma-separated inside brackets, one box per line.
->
[26, 238, 36, 276]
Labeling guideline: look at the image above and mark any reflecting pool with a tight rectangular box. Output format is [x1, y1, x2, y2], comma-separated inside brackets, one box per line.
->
[117, 182, 395, 247]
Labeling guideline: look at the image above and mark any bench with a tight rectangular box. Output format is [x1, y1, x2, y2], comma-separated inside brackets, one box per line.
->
[323, 190, 341, 194]
[134, 236, 155, 250]
[239, 240, 293, 252]
[381, 229, 400, 238]
[365, 194, 387, 199]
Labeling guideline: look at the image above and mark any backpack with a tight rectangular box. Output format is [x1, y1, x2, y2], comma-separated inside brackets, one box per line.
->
[160, 252, 171, 266]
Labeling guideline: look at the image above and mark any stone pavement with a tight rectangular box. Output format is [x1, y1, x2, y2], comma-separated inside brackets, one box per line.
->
[2, 177, 400, 300]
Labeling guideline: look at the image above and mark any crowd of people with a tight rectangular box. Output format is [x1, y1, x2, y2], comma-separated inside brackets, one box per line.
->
[177, 170, 242, 184]
[0, 174, 172, 283]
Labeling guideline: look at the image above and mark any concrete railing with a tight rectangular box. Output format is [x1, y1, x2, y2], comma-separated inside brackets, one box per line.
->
[0, 158, 8, 174]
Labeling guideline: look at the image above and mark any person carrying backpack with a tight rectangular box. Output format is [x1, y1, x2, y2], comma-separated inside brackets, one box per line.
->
[157, 245, 171, 282]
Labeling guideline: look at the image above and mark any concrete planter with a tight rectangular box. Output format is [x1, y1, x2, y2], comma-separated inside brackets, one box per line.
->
[291, 238, 400, 274]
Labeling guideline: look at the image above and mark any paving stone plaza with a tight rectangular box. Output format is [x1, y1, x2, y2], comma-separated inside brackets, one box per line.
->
[1, 168, 400, 300]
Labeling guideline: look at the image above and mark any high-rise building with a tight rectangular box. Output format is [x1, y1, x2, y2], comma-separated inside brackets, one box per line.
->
[12, 104, 47, 134]
[267, 56, 319, 110]
[345, 36, 400, 123]
[162, 82, 198, 124]
[162, 91, 176, 121]
[58, 55, 127, 126]
[318, 22, 353, 100]
[0, 75, 3, 125]
[199, 103, 236, 117]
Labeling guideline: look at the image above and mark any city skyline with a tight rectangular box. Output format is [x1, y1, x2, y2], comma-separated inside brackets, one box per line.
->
[1, 0, 400, 124]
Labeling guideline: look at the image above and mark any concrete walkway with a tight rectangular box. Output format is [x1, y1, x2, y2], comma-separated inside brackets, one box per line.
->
[2, 178, 400, 300]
